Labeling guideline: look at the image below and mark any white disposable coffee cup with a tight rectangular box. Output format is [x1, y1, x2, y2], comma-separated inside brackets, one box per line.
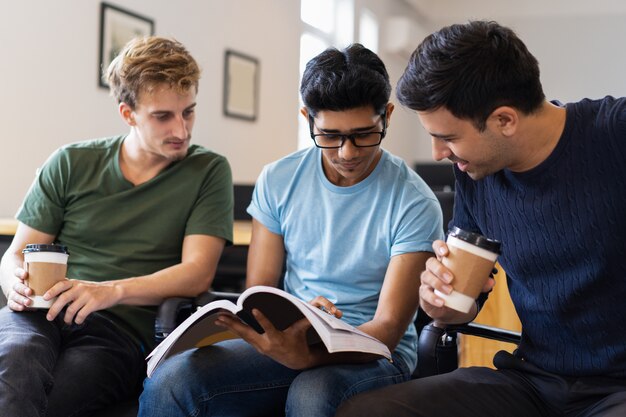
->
[435, 227, 501, 313]
[23, 244, 69, 309]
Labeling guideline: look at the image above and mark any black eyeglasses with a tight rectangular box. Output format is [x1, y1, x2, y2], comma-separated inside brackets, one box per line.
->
[308, 111, 387, 149]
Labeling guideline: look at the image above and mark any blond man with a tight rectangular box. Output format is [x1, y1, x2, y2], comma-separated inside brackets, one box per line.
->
[0, 37, 233, 417]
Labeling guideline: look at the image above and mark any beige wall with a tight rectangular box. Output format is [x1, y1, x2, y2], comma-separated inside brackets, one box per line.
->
[0, 0, 425, 217]
[2, 0, 626, 217]
[0, 0, 300, 217]
[408, 0, 626, 103]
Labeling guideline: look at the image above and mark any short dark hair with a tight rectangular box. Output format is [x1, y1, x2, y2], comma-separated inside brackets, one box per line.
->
[300, 43, 391, 116]
[396, 20, 545, 131]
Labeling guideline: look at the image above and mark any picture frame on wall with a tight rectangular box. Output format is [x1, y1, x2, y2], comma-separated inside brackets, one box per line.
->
[223, 50, 260, 121]
[98, 2, 154, 89]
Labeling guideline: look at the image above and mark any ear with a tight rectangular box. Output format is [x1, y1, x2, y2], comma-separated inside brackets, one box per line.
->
[384, 102, 395, 126]
[489, 106, 518, 136]
[300, 107, 309, 120]
[118, 102, 136, 126]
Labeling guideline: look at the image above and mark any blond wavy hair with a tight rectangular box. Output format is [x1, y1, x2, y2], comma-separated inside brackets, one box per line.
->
[105, 36, 200, 108]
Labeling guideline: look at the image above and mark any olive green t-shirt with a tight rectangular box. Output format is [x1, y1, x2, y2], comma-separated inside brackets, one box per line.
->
[17, 135, 234, 350]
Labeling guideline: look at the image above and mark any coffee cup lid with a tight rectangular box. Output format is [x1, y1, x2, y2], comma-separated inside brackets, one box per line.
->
[22, 244, 69, 255]
[448, 227, 501, 254]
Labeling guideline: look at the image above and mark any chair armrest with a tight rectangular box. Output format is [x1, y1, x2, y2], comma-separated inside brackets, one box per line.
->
[154, 297, 195, 344]
[416, 321, 521, 378]
[447, 322, 521, 345]
[154, 291, 244, 345]
[416, 323, 458, 378]
[202, 291, 241, 304]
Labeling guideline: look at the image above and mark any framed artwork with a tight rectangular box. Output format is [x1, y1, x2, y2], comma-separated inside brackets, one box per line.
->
[223, 50, 259, 121]
[98, 2, 155, 89]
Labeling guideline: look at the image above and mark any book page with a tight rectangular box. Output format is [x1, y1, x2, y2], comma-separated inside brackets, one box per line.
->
[240, 286, 391, 359]
[238, 287, 321, 345]
[147, 287, 392, 378]
[242, 286, 375, 337]
[146, 299, 239, 377]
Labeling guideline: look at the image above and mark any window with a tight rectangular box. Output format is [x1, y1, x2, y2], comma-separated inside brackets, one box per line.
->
[359, 8, 379, 53]
[299, 0, 354, 149]
[299, 0, 380, 149]
[298, 33, 330, 149]
[300, 0, 335, 34]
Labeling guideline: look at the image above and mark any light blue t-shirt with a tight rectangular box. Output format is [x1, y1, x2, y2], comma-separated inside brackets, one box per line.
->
[247, 146, 444, 372]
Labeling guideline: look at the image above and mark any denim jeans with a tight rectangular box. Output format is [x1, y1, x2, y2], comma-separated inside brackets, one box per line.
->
[139, 338, 410, 417]
[336, 350, 626, 417]
[0, 306, 145, 417]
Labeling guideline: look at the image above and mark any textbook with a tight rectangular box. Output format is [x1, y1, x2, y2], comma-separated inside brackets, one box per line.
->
[146, 285, 391, 377]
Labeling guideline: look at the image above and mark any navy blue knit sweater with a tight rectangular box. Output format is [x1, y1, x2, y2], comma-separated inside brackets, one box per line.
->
[453, 96, 626, 377]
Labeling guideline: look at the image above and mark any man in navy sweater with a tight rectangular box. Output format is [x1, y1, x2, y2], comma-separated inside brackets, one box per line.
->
[336, 20, 626, 417]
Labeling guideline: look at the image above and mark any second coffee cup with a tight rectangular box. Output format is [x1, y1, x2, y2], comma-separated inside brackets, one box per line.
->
[23, 244, 69, 308]
[435, 227, 501, 313]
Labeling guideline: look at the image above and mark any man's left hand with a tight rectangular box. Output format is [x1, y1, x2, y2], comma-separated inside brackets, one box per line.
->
[45, 279, 121, 325]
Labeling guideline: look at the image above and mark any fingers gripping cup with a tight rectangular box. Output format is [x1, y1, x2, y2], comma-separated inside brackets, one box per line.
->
[22, 244, 69, 309]
[435, 227, 501, 314]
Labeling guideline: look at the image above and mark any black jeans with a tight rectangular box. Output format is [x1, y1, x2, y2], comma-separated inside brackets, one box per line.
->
[335, 350, 626, 417]
[0, 307, 145, 417]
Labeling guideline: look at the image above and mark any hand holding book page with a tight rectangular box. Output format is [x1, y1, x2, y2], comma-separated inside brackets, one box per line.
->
[146, 286, 391, 377]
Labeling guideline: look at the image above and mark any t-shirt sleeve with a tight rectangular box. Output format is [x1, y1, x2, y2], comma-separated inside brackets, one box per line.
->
[391, 192, 445, 257]
[246, 165, 282, 235]
[184, 155, 234, 243]
[16, 149, 68, 236]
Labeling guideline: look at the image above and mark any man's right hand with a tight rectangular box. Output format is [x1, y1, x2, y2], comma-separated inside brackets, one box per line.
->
[0, 222, 56, 312]
[419, 240, 493, 324]
[7, 267, 34, 311]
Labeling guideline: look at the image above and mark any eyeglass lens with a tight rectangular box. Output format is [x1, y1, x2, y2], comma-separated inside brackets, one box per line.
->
[314, 133, 382, 148]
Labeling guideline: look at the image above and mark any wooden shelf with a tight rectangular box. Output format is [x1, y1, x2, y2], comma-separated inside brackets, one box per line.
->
[1, 218, 252, 246]
[0, 218, 17, 236]
[233, 220, 251, 246]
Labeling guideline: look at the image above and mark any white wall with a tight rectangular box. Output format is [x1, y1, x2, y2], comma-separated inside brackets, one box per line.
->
[0, 1, 301, 216]
[406, 0, 626, 103]
[0, 0, 422, 217]
[397, 0, 626, 172]
[2, 0, 626, 217]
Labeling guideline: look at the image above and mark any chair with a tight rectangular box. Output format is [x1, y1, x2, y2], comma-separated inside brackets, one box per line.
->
[414, 162, 456, 192]
[211, 184, 254, 293]
[233, 183, 255, 221]
[433, 190, 454, 230]
[415, 319, 521, 378]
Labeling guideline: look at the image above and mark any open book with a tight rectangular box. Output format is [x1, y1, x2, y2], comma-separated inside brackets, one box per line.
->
[146, 285, 391, 377]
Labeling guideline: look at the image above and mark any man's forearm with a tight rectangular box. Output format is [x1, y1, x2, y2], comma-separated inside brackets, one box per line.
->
[102, 260, 215, 306]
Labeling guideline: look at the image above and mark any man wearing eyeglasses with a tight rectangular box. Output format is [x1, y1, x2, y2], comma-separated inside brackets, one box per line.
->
[140, 44, 443, 417]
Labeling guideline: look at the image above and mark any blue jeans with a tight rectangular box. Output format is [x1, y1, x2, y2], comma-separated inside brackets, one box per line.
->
[139, 339, 410, 417]
[0, 306, 145, 417]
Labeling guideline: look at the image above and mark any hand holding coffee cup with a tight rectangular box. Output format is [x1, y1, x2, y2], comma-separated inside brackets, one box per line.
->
[434, 227, 501, 313]
[22, 244, 69, 309]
